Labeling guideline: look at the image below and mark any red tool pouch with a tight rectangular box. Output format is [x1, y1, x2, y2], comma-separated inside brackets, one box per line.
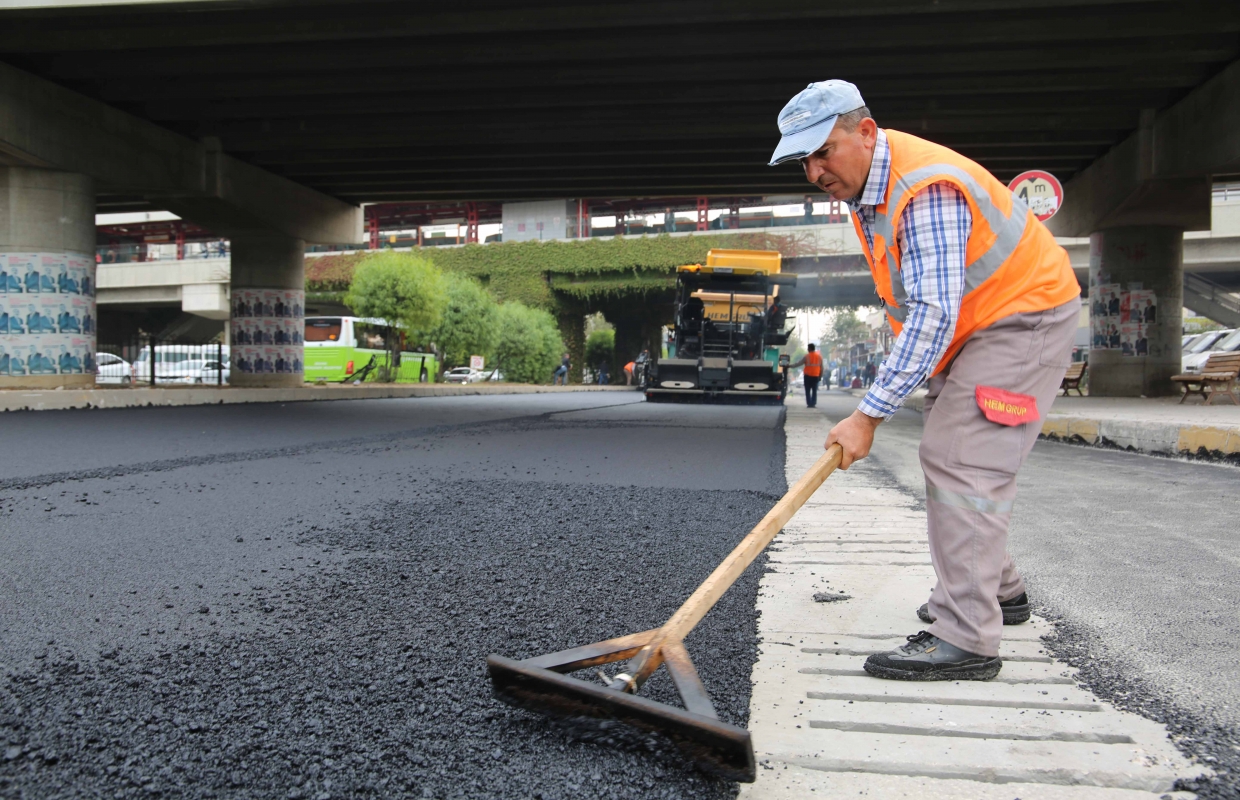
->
[975, 385, 1039, 426]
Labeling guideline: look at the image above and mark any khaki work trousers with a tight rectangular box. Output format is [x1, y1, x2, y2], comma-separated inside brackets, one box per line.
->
[920, 297, 1080, 657]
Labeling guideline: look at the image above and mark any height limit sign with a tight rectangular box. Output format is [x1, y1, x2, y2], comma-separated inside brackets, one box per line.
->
[1008, 170, 1063, 222]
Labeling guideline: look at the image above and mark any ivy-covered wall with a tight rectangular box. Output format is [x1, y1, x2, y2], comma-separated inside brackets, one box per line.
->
[304, 232, 801, 312]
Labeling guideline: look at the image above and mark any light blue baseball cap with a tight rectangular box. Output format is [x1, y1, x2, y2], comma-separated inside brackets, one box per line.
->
[768, 80, 866, 166]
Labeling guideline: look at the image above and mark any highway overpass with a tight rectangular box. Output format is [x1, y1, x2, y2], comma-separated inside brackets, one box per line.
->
[2, 0, 1240, 395]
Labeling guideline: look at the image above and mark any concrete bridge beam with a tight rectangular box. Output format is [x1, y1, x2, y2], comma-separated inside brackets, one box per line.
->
[0, 166, 96, 388]
[0, 60, 363, 388]
[0, 61, 361, 245]
[1048, 59, 1240, 396]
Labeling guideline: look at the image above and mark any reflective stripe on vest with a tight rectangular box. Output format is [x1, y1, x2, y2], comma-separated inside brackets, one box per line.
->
[871, 163, 1032, 322]
[854, 130, 1079, 377]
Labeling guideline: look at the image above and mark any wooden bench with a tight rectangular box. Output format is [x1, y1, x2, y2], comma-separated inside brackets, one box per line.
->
[1171, 351, 1240, 405]
[1060, 361, 1086, 396]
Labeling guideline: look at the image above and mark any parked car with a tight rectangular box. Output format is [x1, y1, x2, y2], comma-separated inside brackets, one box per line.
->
[487, 369, 505, 382]
[1181, 329, 1234, 372]
[95, 352, 132, 385]
[443, 367, 484, 384]
[131, 344, 230, 383]
[1182, 328, 1240, 373]
[150, 358, 231, 385]
[197, 358, 231, 385]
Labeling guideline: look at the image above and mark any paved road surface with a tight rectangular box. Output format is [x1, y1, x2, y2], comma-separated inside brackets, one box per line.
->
[3, 389, 1236, 797]
[0, 394, 784, 800]
[810, 387, 1239, 797]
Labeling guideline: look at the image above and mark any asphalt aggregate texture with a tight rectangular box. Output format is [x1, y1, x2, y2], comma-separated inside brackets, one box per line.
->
[0, 394, 787, 799]
[812, 388, 1240, 799]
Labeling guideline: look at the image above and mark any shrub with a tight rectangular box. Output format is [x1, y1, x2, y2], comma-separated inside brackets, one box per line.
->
[426, 273, 500, 369]
[493, 302, 563, 384]
[585, 328, 615, 372]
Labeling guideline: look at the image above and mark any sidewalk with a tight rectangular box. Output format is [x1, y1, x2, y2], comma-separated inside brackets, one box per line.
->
[0, 383, 632, 412]
[738, 395, 1199, 799]
[850, 387, 1240, 459]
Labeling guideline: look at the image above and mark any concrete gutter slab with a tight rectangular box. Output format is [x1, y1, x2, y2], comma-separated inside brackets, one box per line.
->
[739, 398, 1201, 798]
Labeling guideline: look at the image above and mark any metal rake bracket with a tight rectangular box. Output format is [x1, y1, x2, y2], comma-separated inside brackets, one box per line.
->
[487, 628, 754, 782]
[487, 445, 844, 784]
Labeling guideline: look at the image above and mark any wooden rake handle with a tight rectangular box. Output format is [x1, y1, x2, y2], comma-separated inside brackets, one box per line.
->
[615, 444, 844, 690]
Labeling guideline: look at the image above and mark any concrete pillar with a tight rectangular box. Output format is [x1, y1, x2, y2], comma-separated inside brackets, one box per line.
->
[1086, 226, 1183, 396]
[0, 167, 96, 389]
[229, 232, 305, 388]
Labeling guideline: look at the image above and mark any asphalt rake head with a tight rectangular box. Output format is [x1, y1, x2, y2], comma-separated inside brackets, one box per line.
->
[486, 629, 754, 782]
[487, 445, 845, 785]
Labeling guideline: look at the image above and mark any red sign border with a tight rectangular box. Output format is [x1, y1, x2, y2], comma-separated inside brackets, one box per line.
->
[1008, 170, 1064, 222]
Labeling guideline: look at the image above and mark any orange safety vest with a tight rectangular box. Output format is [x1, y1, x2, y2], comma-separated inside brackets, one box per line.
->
[802, 351, 823, 377]
[852, 130, 1080, 375]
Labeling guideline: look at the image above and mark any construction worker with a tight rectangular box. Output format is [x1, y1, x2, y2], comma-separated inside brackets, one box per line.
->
[770, 80, 1080, 681]
[789, 343, 824, 408]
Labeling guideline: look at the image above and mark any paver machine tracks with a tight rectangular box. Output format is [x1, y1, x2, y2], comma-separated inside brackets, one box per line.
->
[487, 444, 844, 782]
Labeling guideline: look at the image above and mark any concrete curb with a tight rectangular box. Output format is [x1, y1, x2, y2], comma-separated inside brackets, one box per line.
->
[0, 383, 634, 412]
[1038, 416, 1240, 459]
[850, 388, 1240, 460]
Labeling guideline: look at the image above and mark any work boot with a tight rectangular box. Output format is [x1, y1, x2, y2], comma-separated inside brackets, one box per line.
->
[916, 592, 1031, 626]
[863, 631, 1001, 682]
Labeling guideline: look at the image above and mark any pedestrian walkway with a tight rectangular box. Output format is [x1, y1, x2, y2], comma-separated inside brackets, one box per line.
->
[739, 396, 1200, 799]
[0, 382, 631, 412]
[848, 387, 1240, 459]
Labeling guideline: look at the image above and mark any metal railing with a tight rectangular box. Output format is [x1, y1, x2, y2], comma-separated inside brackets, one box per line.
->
[96, 335, 229, 388]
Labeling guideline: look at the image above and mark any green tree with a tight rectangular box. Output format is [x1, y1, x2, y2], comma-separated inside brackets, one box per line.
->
[493, 302, 564, 384]
[584, 328, 615, 375]
[824, 309, 868, 363]
[345, 251, 447, 380]
[426, 273, 500, 370]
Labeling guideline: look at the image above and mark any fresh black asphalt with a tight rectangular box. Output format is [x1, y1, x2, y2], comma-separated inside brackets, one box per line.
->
[0, 394, 785, 799]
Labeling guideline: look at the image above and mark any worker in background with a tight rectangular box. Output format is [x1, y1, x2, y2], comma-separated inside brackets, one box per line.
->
[553, 352, 570, 385]
[770, 80, 1080, 682]
[789, 343, 823, 408]
[623, 360, 636, 385]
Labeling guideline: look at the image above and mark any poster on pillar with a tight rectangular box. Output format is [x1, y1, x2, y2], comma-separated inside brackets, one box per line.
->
[0, 253, 96, 377]
[1089, 282, 1123, 350]
[230, 288, 304, 376]
[1120, 322, 1145, 357]
[1126, 289, 1156, 325]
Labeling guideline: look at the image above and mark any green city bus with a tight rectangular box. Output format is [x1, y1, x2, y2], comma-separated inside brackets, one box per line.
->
[303, 316, 438, 383]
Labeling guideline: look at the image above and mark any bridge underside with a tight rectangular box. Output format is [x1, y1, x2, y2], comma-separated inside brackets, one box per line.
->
[2, 1, 1237, 211]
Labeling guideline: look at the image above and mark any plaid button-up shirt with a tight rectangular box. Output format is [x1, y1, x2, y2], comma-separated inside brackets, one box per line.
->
[846, 129, 971, 419]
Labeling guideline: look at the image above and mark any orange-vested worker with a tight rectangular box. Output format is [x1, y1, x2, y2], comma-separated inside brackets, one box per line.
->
[623, 360, 636, 385]
[789, 343, 824, 408]
[769, 80, 1080, 682]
